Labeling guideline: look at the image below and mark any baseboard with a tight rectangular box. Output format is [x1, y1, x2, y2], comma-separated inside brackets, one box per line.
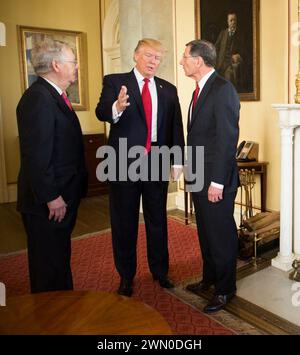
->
[0, 183, 15, 203]
[7, 183, 17, 202]
[0, 186, 8, 203]
[166, 191, 177, 211]
[176, 190, 185, 211]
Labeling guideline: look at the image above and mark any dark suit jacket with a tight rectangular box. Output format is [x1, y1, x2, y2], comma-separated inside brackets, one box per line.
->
[16, 77, 88, 215]
[187, 71, 240, 195]
[95, 70, 184, 181]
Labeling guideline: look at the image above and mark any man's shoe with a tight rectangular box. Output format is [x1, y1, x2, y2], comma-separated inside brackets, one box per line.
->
[153, 275, 175, 289]
[186, 280, 213, 293]
[203, 292, 235, 313]
[117, 278, 133, 297]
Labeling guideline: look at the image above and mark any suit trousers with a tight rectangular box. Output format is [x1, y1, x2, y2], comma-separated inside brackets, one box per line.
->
[21, 203, 79, 293]
[192, 192, 238, 295]
[109, 180, 169, 280]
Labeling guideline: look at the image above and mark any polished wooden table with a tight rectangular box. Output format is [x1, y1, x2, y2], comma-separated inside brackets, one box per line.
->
[0, 290, 172, 335]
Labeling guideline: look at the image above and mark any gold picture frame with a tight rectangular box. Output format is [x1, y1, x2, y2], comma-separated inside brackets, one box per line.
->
[17, 25, 89, 111]
[195, 0, 260, 101]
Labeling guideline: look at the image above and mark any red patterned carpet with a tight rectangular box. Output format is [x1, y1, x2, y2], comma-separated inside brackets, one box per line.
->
[0, 218, 234, 335]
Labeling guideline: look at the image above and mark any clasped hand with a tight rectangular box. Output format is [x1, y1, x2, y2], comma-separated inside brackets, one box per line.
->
[47, 196, 67, 223]
[208, 185, 223, 203]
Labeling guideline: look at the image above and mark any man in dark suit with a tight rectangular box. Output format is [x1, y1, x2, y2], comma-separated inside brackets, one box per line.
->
[180, 40, 240, 313]
[16, 39, 87, 293]
[96, 38, 184, 297]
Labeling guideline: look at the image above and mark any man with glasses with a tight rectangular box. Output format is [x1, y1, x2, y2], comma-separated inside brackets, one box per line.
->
[96, 38, 184, 297]
[16, 39, 87, 293]
[180, 39, 240, 313]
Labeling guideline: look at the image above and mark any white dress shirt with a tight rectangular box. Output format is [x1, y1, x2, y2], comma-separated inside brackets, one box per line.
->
[43, 77, 63, 95]
[112, 68, 158, 142]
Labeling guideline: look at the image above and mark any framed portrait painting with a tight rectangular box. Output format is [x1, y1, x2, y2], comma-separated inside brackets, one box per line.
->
[195, 0, 260, 101]
[17, 25, 89, 110]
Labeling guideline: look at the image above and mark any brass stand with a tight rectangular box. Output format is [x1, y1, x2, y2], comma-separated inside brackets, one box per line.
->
[252, 233, 262, 267]
[239, 169, 256, 224]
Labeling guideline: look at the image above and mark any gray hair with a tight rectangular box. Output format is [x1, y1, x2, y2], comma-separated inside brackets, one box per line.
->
[186, 39, 216, 67]
[30, 38, 71, 75]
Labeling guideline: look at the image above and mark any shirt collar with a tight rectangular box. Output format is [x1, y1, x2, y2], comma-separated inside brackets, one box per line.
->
[198, 69, 215, 91]
[134, 67, 155, 85]
[42, 77, 63, 95]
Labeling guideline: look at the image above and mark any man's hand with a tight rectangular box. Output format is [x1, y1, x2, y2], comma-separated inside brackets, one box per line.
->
[171, 166, 183, 181]
[116, 85, 130, 113]
[47, 196, 67, 222]
[208, 185, 223, 203]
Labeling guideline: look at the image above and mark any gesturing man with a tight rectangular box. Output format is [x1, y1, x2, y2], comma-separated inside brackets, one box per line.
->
[96, 38, 184, 297]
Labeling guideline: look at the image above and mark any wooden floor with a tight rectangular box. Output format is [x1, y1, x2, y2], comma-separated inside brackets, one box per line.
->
[0, 195, 111, 254]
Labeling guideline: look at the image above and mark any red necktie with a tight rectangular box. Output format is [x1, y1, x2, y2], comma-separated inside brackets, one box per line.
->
[192, 83, 200, 111]
[141, 78, 152, 153]
[61, 92, 73, 111]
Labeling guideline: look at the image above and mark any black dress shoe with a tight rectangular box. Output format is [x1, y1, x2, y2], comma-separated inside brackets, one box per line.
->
[153, 275, 175, 289]
[203, 292, 235, 313]
[117, 278, 133, 297]
[186, 280, 213, 293]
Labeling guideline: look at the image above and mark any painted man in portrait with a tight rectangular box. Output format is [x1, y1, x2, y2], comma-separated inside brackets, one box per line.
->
[215, 11, 246, 92]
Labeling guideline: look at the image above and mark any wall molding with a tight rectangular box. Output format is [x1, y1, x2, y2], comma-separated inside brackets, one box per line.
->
[0, 98, 8, 203]
[101, 0, 120, 138]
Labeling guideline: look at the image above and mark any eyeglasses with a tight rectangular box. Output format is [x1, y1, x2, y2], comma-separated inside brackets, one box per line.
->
[62, 60, 78, 65]
[182, 55, 199, 60]
[143, 53, 162, 61]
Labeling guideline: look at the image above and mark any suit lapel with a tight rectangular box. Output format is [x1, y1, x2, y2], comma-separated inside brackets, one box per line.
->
[188, 71, 217, 132]
[125, 71, 164, 131]
[155, 77, 164, 132]
[126, 70, 145, 121]
[187, 96, 193, 132]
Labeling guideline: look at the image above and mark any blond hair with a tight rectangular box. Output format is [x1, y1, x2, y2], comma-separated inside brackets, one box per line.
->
[134, 38, 166, 53]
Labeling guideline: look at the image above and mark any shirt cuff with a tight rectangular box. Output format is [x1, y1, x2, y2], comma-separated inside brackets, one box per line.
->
[211, 181, 224, 190]
[112, 101, 123, 123]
